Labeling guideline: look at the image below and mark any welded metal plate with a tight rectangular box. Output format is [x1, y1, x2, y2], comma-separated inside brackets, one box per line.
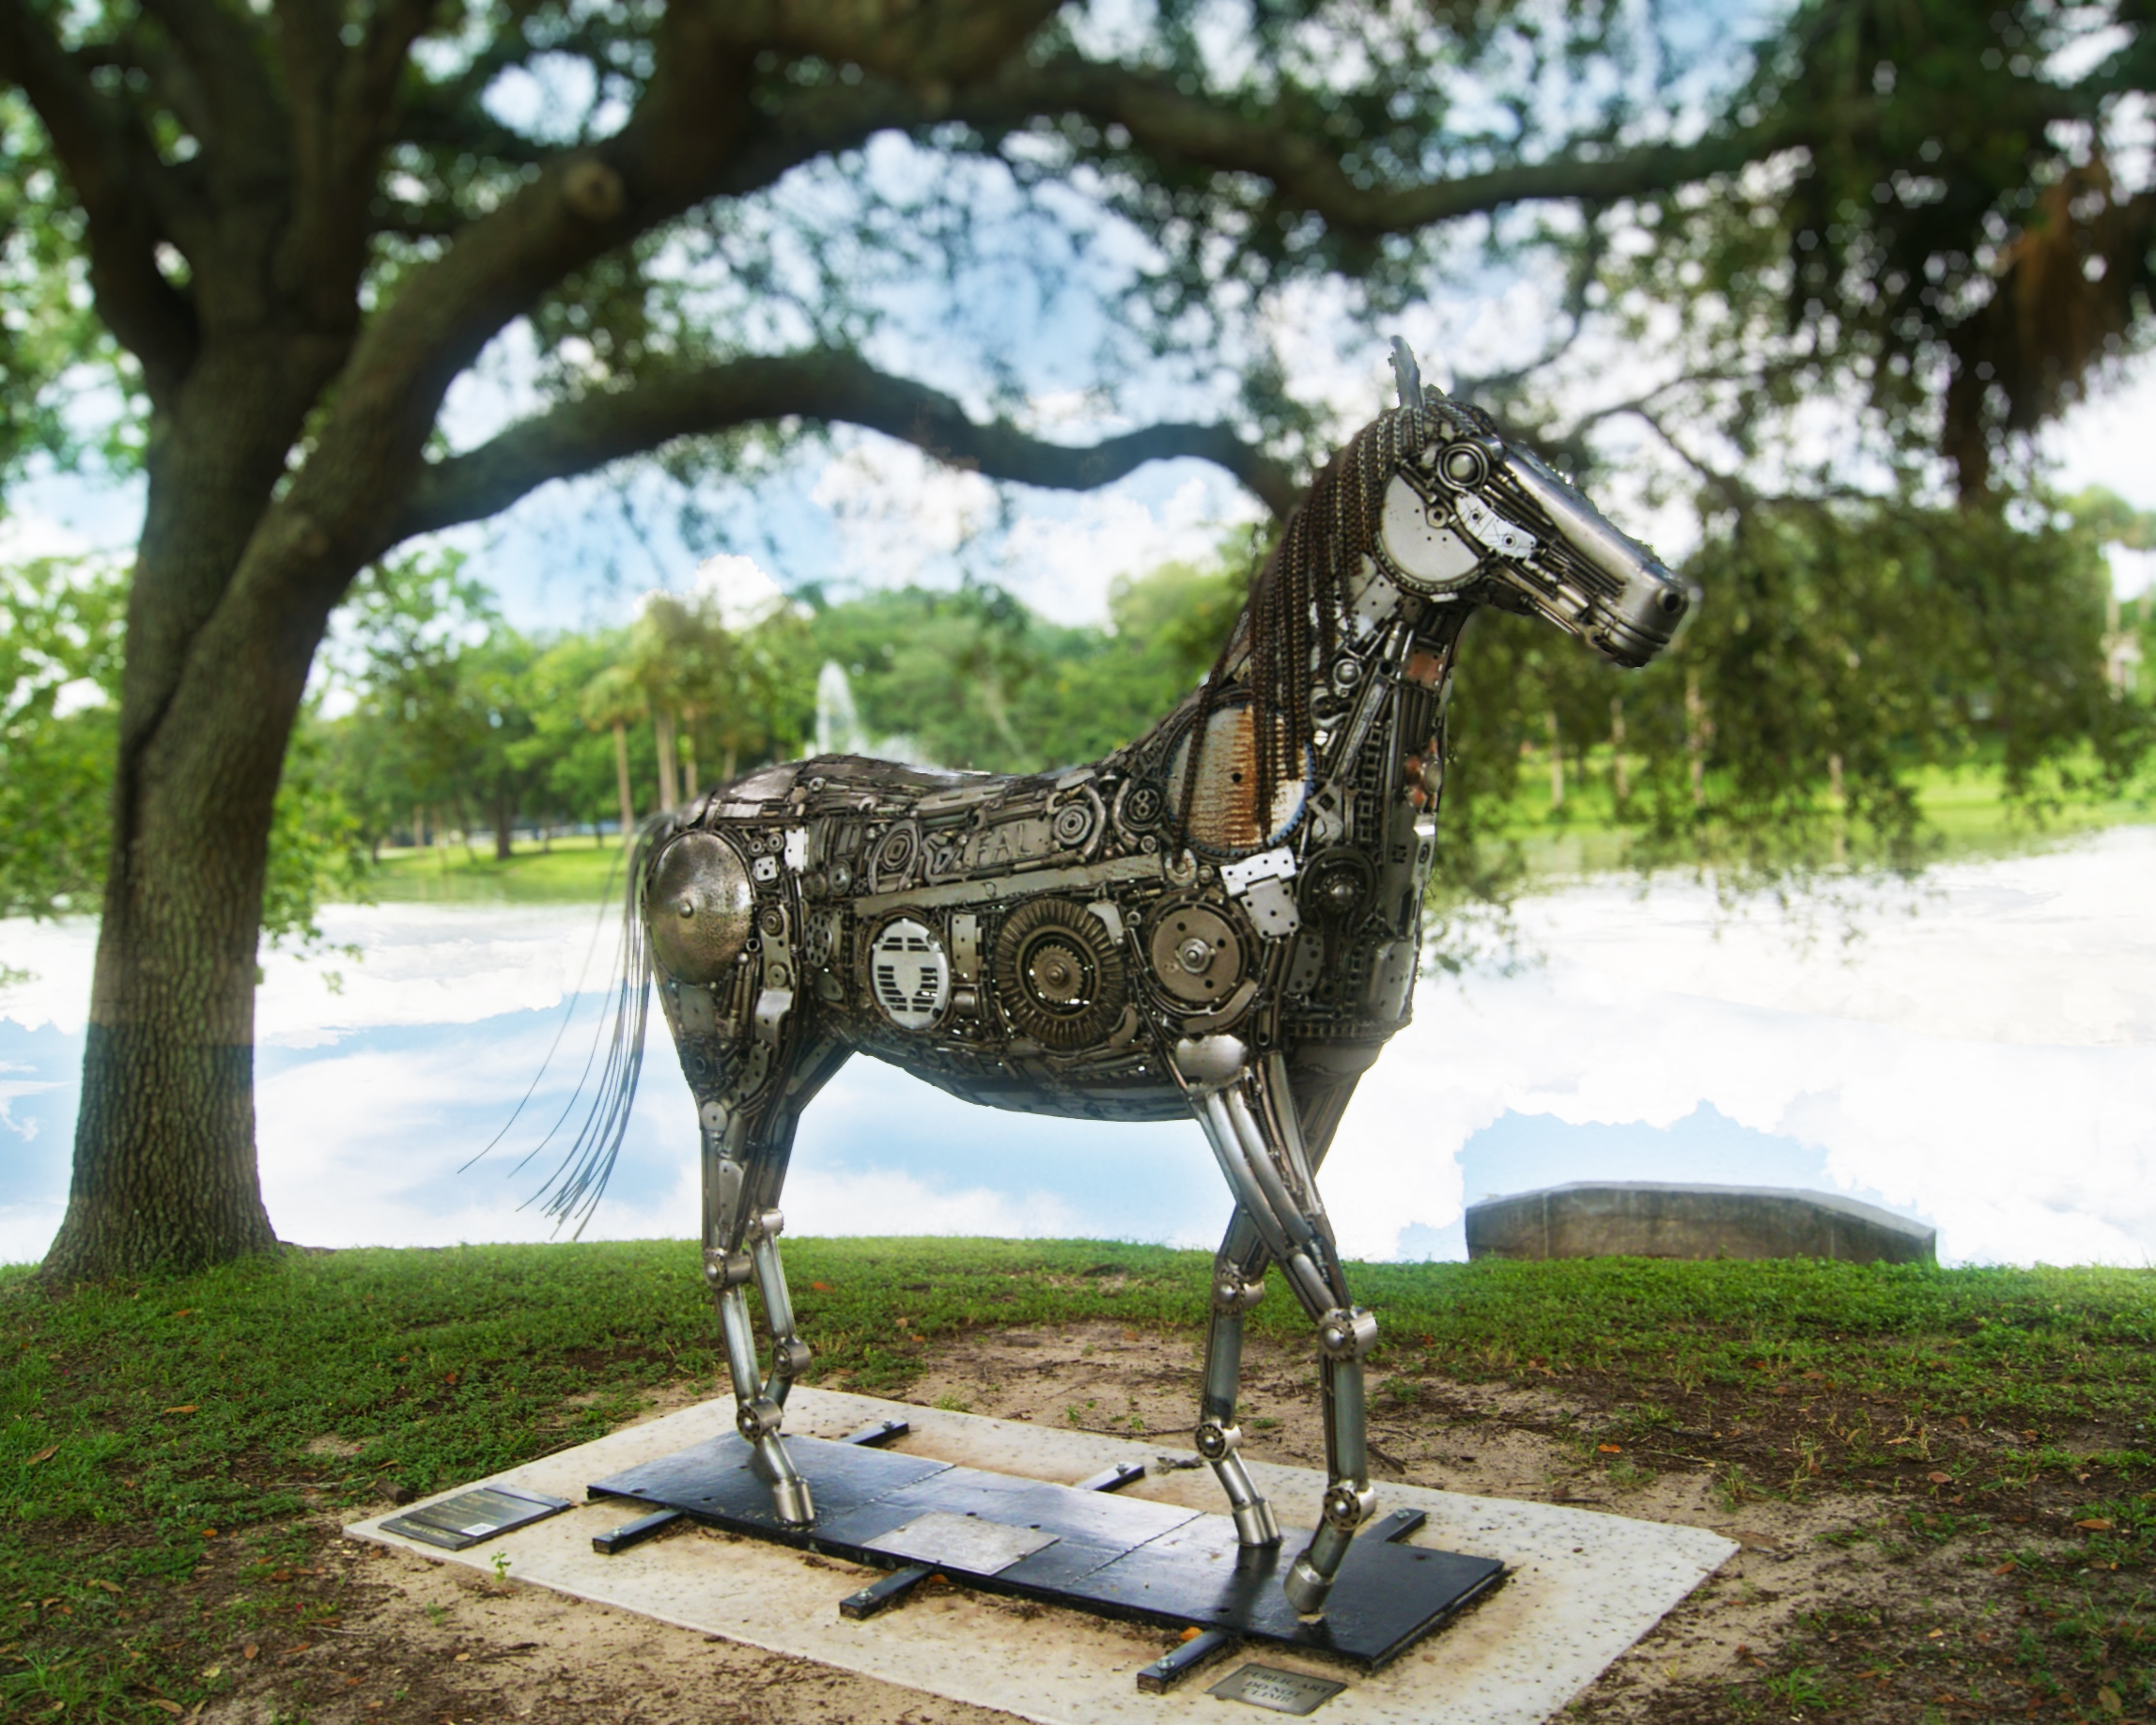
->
[866, 1510, 1058, 1576]
[1210, 1663, 1349, 1715]
[1078, 1510, 1505, 1662]
[589, 1432, 950, 1539]
[588, 1432, 1504, 1670]
[380, 1484, 570, 1551]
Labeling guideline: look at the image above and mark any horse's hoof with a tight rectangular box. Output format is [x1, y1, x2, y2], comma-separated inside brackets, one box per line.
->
[771, 1476, 815, 1526]
[1231, 1499, 1283, 1549]
[1281, 1549, 1333, 1620]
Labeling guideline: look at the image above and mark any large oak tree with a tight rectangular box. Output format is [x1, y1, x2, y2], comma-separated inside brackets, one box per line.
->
[3, 0, 2148, 1279]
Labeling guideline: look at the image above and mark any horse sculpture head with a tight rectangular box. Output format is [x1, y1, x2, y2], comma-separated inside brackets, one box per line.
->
[1374, 337, 1690, 666]
[1202, 338, 1693, 834]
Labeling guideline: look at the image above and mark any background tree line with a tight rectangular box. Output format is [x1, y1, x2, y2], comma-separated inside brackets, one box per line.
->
[11, 484, 2150, 938]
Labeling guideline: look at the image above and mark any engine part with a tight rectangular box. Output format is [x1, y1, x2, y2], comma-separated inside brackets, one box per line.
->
[868, 916, 950, 1031]
[990, 899, 1127, 1050]
[648, 831, 754, 985]
[1145, 898, 1248, 1007]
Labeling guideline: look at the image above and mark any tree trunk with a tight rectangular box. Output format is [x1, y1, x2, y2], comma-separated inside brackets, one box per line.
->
[654, 707, 679, 812]
[1685, 670, 1709, 808]
[679, 711, 699, 802]
[493, 791, 515, 862]
[1544, 709, 1564, 812]
[1609, 695, 1628, 805]
[41, 353, 343, 1281]
[612, 721, 635, 847]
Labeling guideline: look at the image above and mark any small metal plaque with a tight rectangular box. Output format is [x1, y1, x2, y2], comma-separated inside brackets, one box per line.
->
[1208, 1663, 1347, 1716]
[380, 1485, 570, 1552]
[865, 1510, 1058, 1577]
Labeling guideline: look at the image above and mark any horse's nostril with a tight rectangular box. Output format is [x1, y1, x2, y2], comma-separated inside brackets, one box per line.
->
[1657, 588, 1684, 614]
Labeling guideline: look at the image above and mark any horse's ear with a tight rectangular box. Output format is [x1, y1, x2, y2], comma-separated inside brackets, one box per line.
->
[1388, 336, 1424, 412]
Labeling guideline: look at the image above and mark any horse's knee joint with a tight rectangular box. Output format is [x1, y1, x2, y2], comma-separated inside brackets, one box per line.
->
[736, 1395, 784, 1441]
[1211, 1272, 1264, 1314]
[745, 1206, 785, 1244]
[704, 1247, 754, 1289]
[772, 1338, 812, 1380]
[1317, 1305, 1377, 1361]
[1322, 1482, 1376, 1531]
[1195, 1420, 1242, 1461]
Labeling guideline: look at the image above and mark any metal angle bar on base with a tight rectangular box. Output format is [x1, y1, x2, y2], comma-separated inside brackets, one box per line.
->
[1136, 1628, 1239, 1694]
[592, 1508, 684, 1555]
[838, 1418, 911, 1449]
[1073, 1460, 1148, 1496]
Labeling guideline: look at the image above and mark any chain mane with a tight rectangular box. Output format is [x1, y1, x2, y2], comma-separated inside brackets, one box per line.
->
[1179, 403, 1435, 841]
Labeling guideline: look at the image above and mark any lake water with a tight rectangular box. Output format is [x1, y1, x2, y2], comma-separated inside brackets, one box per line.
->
[6, 827, 2154, 1268]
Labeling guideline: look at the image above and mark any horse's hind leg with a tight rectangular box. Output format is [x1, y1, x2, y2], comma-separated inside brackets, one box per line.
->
[702, 1035, 851, 1525]
[1175, 1037, 1374, 1620]
[1196, 1207, 1281, 1548]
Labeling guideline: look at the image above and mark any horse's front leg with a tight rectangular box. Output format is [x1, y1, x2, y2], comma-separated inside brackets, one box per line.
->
[1196, 1206, 1281, 1549]
[701, 1035, 850, 1526]
[1174, 1035, 1375, 1620]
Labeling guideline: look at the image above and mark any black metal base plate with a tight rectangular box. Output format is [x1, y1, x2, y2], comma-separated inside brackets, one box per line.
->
[590, 1433, 1503, 1670]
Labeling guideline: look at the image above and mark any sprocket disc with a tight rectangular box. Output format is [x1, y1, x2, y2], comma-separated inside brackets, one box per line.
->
[990, 899, 1127, 1050]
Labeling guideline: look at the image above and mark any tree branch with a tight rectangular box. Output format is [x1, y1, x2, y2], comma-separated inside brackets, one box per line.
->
[275, 0, 439, 319]
[137, 0, 287, 178]
[0, 0, 198, 396]
[988, 57, 1793, 233]
[391, 350, 1297, 543]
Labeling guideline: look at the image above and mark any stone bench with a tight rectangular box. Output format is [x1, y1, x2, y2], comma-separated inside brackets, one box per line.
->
[1465, 1182, 1935, 1265]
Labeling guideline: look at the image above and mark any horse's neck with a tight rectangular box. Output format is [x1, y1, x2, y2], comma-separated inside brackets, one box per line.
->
[1123, 568, 1463, 852]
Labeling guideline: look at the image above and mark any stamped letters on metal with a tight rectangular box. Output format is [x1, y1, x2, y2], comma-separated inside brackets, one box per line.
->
[1207, 1663, 1348, 1715]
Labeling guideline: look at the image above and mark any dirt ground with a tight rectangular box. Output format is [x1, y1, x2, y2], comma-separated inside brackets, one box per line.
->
[196, 1321, 2091, 1723]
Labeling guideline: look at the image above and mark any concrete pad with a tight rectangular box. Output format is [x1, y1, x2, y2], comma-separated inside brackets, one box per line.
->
[347, 1390, 1734, 1725]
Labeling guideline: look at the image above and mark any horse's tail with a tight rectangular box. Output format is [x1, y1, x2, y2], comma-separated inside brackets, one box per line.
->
[520, 812, 672, 1236]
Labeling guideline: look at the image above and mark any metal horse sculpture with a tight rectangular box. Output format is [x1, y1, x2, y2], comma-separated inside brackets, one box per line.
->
[546, 344, 1691, 1620]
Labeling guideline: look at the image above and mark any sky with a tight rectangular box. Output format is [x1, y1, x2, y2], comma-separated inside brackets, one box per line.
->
[5, 827, 2152, 1268]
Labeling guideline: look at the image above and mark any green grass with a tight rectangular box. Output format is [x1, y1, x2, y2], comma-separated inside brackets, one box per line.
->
[5, 1244, 2154, 1720]
[1506, 754, 2154, 882]
[365, 831, 628, 903]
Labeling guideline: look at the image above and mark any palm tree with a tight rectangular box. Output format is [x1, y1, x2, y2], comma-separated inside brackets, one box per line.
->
[580, 665, 646, 847]
[632, 591, 737, 806]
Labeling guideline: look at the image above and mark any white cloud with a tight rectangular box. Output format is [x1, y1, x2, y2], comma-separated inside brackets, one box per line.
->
[998, 475, 1262, 627]
[2047, 354, 2156, 513]
[1320, 828, 2156, 1267]
[689, 552, 792, 629]
[810, 438, 999, 583]
[783, 1166, 1080, 1239]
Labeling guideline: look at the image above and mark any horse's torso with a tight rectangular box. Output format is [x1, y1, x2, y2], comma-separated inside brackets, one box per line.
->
[648, 599, 1466, 1127]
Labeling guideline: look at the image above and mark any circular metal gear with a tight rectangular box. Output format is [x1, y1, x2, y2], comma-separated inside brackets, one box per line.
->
[1299, 847, 1374, 920]
[1144, 898, 1248, 1007]
[646, 831, 753, 985]
[990, 899, 1126, 1049]
[1112, 777, 1166, 841]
